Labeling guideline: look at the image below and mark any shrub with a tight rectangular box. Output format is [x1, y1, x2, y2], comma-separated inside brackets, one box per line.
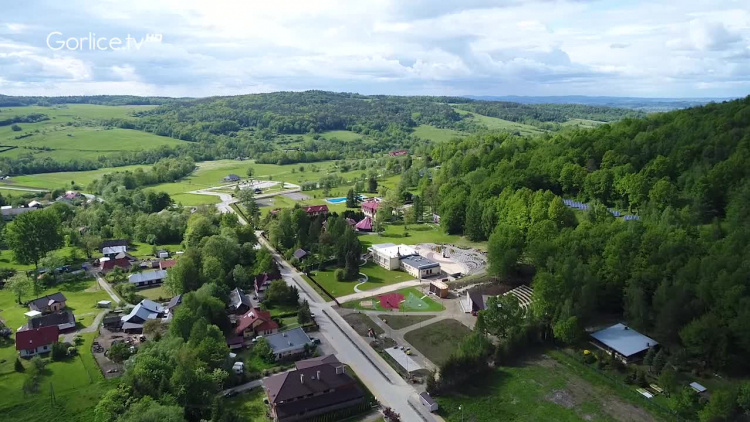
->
[11, 124, 21, 132]
[51, 342, 69, 360]
[67, 347, 78, 357]
[334, 268, 345, 281]
[14, 358, 24, 372]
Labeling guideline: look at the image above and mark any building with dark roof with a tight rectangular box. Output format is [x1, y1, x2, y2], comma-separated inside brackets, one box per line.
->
[121, 300, 165, 332]
[166, 294, 183, 315]
[355, 216, 373, 231]
[159, 259, 177, 270]
[229, 288, 253, 315]
[263, 355, 365, 422]
[292, 249, 308, 260]
[1, 206, 37, 221]
[254, 272, 282, 301]
[591, 323, 658, 363]
[466, 291, 485, 314]
[100, 257, 132, 272]
[400, 255, 440, 279]
[23, 310, 76, 331]
[361, 200, 379, 219]
[28, 292, 67, 313]
[100, 239, 129, 249]
[16, 326, 59, 358]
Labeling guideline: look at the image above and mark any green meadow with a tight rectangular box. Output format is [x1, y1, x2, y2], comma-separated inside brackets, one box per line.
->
[452, 108, 546, 136]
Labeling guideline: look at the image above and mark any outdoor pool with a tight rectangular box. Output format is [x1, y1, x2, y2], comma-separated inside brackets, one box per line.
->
[326, 197, 346, 204]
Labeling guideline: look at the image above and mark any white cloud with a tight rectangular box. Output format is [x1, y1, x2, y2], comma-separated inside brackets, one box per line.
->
[0, 0, 748, 97]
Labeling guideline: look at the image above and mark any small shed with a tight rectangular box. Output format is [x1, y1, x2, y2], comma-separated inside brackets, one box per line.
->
[157, 250, 169, 259]
[429, 280, 449, 298]
[24, 310, 42, 318]
[97, 300, 112, 308]
[690, 382, 707, 393]
[419, 392, 438, 412]
[232, 361, 245, 374]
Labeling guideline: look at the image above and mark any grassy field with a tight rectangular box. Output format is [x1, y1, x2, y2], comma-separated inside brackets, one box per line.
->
[412, 125, 468, 142]
[137, 285, 171, 301]
[359, 223, 483, 251]
[307, 262, 414, 298]
[452, 108, 546, 137]
[1, 163, 150, 191]
[403, 319, 470, 365]
[377, 314, 433, 330]
[224, 387, 270, 421]
[436, 351, 663, 422]
[0, 104, 186, 163]
[341, 287, 444, 313]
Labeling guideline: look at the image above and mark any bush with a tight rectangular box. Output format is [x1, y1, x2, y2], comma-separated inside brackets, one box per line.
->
[51, 342, 69, 360]
[67, 347, 78, 357]
[11, 124, 21, 132]
[14, 358, 24, 372]
[335, 268, 345, 281]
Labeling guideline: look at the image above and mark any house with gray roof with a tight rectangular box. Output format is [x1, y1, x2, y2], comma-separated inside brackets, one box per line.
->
[121, 300, 165, 332]
[590, 323, 658, 363]
[28, 292, 67, 313]
[22, 310, 76, 332]
[229, 288, 253, 315]
[265, 327, 313, 361]
[400, 255, 440, 279]
[128, 270, 168, 288]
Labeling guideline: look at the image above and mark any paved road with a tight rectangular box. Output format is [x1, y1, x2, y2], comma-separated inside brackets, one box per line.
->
[0, 185, 49, 192]
[255, 233, 438, 422]
[189, 182, 301, 215]
[62, 310, 107, 343]
[94, 272, 124, 305]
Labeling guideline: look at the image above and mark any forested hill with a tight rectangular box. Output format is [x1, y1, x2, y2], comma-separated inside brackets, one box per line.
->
[426, 95, 750, 370]
[0, 94, 181, 107]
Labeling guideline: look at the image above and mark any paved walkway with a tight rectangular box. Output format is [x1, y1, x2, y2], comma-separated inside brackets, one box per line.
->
[62, 310, 107, 343]
[94, 272, 124, 305]
[335, 279, 423, 304]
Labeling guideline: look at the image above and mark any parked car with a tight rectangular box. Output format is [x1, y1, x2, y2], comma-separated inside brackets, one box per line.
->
[310, 337, 321, 345]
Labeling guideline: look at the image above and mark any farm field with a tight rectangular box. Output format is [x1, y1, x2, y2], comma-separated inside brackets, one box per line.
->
[307, 262, 414, 298]
[412, 125, 468, 142]
[453, 108, 546, 136]
[436, 351, 662, 422]
[1, 163, 149, 191]
[342, 287, 445, 312]
[403, 319, 471, 365]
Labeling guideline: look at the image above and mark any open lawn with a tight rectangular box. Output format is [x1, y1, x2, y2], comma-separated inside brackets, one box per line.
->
[403, 319, 470, 365]
[452, 107, 546, 137]
[0, 332, 115, 421]
[341, 287, 444, 313]
[1, 163, 149, 191]
[436, 351, 663, 422]
[137, 285, 171, 301]
[307, 262, 414, 298]
[224, 387, 270, 421]
[359, 223, 483, 251]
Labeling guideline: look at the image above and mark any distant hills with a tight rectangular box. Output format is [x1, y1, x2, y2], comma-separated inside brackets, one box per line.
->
[464, 95, 736, 112]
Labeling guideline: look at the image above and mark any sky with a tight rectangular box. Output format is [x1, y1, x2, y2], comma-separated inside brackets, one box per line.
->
[0, 0, 749, 98]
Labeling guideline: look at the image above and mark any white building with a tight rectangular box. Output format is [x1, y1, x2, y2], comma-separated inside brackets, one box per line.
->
[369, 243, 440, 279]
[400, 255, 440, 279]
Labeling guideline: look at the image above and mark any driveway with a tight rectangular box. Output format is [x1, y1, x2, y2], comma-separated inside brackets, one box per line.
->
[94, 272, 124, 305]
[255, 232, 439, 422]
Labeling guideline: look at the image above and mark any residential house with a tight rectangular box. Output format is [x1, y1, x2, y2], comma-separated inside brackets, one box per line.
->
[102, 245, 128, 258]
[22, 310, 76, 332]
[590, 323, 658, 363]
[361, 200, 379, 219]
[265, 328, 313, 361]
[254, 272, 281, 301]
[166, 294, 183, 316]
[223, 174, 241, 182]
[28, 200, 43, 208]
[56, 191, 82, 203]
[304, 205, 329, 217]
[101, 239, 128, 250]
[159, 259, 177, 270]
[121, 300, 165, 333]
[292, 249, 308, 261]
[389, 149, 408, 157]
[235, 307, 278, 339]
[100, 256, 132, 272]
[28, 292, 67, 313]
[16, 326, 59, 358]
[354, 216, 373, 232]
[263, 354, 365, 422]
[229, 288, 253, 315]
[1, 206, 37, 221]
[128, 270, 168, 288]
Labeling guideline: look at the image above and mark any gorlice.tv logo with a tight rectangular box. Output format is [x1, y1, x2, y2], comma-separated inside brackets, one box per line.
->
[46, 32, 163, 51]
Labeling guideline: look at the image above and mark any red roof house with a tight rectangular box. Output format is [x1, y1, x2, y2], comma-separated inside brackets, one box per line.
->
[355, 216, 373, 232]
[16, 326, 59, 358]
[304, 205, 329, 216]
[100, 257, 131, 272]
[254, 272, 282, 300]
[235, 308, 279, 338]
[389, 150, 408, 157]
[159, 259, 177, 270]
[361, 200, 379, 218]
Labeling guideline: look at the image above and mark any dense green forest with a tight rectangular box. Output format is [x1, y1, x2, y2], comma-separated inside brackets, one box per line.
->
[424, 95, 750, 372]
[0, 91, 639, 175]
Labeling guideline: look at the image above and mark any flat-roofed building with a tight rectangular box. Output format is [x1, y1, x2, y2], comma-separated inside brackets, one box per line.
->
[590, 323, 658, 363]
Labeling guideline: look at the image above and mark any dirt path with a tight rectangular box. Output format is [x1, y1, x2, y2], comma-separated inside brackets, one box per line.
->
[537, 355, 657, 422]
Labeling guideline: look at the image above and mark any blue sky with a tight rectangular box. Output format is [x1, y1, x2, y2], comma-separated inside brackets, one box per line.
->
[1, 0, 749, 98]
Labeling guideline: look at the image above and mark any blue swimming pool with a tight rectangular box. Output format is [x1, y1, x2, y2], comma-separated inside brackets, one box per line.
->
[326, 197, 347, 204]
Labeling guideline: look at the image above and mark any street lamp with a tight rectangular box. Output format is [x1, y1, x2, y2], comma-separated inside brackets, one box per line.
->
[459, 405, 463, 422]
